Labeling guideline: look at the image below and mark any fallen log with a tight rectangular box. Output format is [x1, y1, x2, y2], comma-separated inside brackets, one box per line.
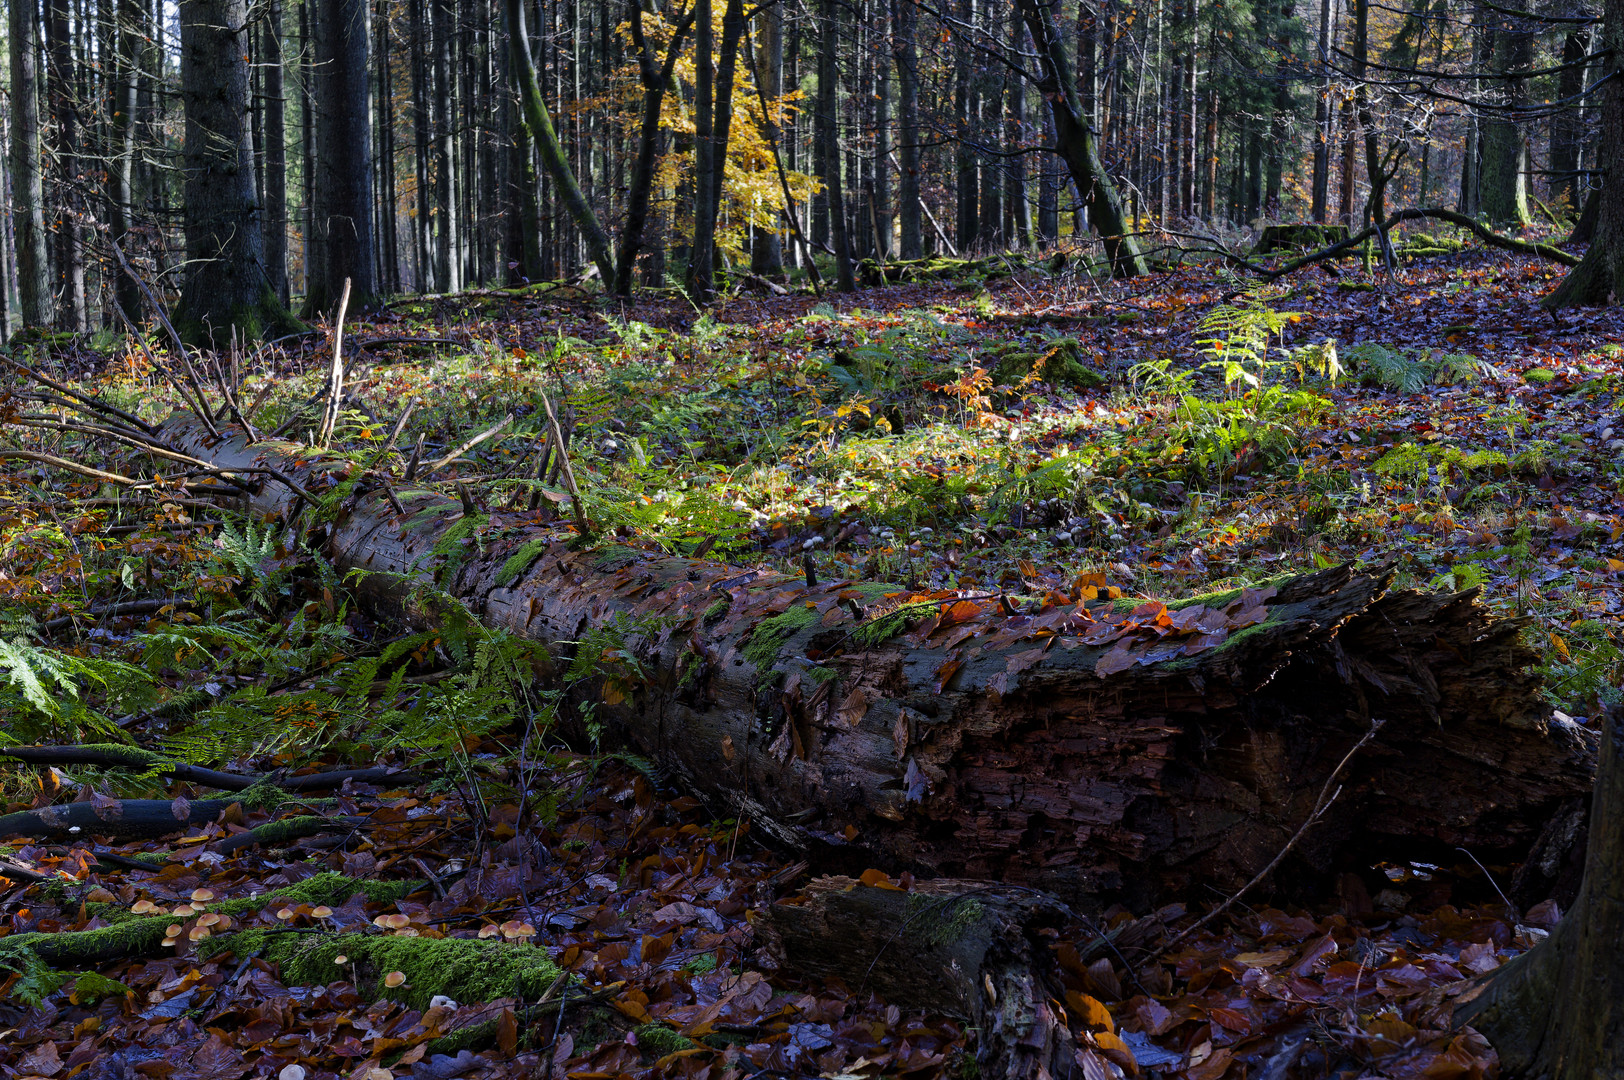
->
[166, 418, 1594, 910]
[756, 876, 1076, 1080]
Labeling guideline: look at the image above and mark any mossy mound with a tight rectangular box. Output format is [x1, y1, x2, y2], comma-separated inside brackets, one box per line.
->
[231, 930, 564, 1010]
[986, 339, 1106, 390]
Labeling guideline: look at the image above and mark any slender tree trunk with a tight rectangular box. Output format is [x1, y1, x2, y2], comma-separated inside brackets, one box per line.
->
[1015, 0, 1148, 276]
[172, 0, 299, 344]
[1310, 0, 1332, 222]
[688, 0, 716, 295]
[432, 0, 458, 292]
[308, 0, 376, 314]
[262, 0, 289, 305]
[873, 2, 893, 258]
[1549, 28, 1590, 216]
[9, 0, 53, 327]
[1543, 0, 1623, 307]
[106, 0, 143, 322]
[751, 0, 786, 276]
[953, 0, 977, 250]
[893, 0, 922, 260]
[1479, 11, 1531, 225]
[818, 0, 856, 290]
[409, 0, 432, 290]
[46, 0, 87, 331]
[617, 4, 693, 295]
[505, 0, 614, 283]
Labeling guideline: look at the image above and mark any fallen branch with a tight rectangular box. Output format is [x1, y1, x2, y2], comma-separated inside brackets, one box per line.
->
[0, 745, 418, 795]
[38, 598, 196, 634]
[1261, 206, 1580, 280]
[426, 413, 514, 474]
[316, 277, 353, 448]
[0, 798, 238, 840]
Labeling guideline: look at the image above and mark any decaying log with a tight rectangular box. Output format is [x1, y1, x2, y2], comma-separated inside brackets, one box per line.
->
[164, 418, 1595, 910]
[757, 876, 1074, 1080]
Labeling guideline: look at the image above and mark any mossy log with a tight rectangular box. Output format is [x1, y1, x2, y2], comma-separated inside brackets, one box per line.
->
[0, 797, 238, 840]
[1253, 223, 1351, 254]
[164, 418, 1594, 911]
[757, 876, 1075, 1080]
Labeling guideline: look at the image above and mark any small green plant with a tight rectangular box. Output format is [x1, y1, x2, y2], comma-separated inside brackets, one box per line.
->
[1345, 343, 1490, 392]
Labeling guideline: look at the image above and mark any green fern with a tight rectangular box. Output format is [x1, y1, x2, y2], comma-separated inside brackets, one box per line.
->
[0, 639, 151, 746]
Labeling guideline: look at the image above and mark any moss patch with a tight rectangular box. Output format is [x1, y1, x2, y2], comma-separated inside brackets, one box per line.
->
[988, 339, 1106, 390]
[635, 1023, 698, 1056]
[743, 603, 821, 684]
[222, 930, 564, 1010]
[904, 893, 986, 949]
[1523, 368, 1556, 385]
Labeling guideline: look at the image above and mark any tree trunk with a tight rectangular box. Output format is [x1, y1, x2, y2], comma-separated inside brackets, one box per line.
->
[8, 0, 53, 327]
[893, 0, 922, 261]
[262, 0, 289, 306]
[506, 0, 615, 284]
[431, 0, 458, 293]
[818, 0, 856, 291]
[1543, 0, 1622, 308]
[46, 0, 87, 332]
[1479, 14, 1531, 227]
[1548, 28, 1590, 217]
[108, 0, 143, 323]
[161, 420, 1597, 913]
[309, 0, 376, 315]
[1015, 0, 1148, 277]
[171, 0, 299, 345]
[751, 0, 787, 277]
[1454, 705, 1624, 1076]
[617, 4, 694, 296]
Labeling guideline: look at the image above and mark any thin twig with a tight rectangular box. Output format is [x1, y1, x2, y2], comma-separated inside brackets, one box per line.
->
[425, 414, 514, 474]
[538, 391, 589, 535]
[1153, 718, 1387, 960]
[317, 277, 353, 447]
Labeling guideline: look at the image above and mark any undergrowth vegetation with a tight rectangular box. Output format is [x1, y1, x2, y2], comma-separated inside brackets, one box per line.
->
[1, 245, 1623, 1077]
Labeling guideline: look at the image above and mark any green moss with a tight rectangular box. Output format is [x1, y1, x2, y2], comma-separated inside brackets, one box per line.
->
[803, 665, 839, 685]
[592, 545, 644, 571]
[495, 537, 552, 588]
[851, 607, 914, 648]
[904, 894, 985, 948]
[221, 930, 564, 1010]
[1523, 368, 1556, 385]
[635, 1024, 697, 1057]
[743, 603, 821, 684]
[990, 338, 1106, 390]
[702, 599, 730, 624]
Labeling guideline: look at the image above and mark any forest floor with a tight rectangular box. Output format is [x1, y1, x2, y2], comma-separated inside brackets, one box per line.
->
[1, 242, 1622, 1080]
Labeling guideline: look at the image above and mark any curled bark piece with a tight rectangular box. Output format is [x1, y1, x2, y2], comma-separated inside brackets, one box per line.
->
[164, 418, 1594, 910]
[757, 876, 1074, 1080]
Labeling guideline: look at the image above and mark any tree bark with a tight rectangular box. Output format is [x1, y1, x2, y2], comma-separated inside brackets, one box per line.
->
[308, 0, 375, 315]
[506, 0, 616, 284]
[892, 0, 923, 260]
[262, 0, 289, 306]
[1015, 0, 1148, 277]
[8, 0, 53, 328]
[1543, 0, 1623, 308]
[750, 0, 786, 277]
[172, 0, 300, 345]
[758, 877, 1076, 1080]
[1479, 13, 1532, 227]
[1454, 706, 1624, 1076]
[617, 3, 696, 296]
[162, 420, 1596, 913]
[45, 0, 87, 332]
[817, 0, 856, 291]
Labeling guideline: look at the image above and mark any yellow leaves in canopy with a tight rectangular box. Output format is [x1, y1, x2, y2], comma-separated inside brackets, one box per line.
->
[609, 6, 817, 262]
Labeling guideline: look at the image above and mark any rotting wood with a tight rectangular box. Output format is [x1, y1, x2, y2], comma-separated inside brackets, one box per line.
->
[162, 417, 1595, 910]
[757, 876, 1076, 1080]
